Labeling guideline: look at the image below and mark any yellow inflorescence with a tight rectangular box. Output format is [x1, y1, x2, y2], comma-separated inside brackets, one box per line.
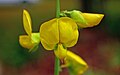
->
[19, 9, 104, 75]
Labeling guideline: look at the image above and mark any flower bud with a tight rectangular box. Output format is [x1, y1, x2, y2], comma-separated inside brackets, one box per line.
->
[19, 10, 40, 52]
[62, 51, 88, 74]
[60, 10, 104, 28]
[54, 44, 67, 59]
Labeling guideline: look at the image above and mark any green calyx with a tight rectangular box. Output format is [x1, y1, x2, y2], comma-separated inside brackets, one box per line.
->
[60, 10, 87, 26]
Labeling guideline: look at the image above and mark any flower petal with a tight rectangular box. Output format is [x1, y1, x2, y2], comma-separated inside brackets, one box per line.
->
[80, 13, 104, 28]
[40, 18, 59, 50]
[65, 30, 79, 47]
[41, 39, 57, 50]
[23, 9, 32, 36]
[59, 17, 79, 47]
[54, 44, 67, 59]
[19, 35, 34, 49]
[63, 51, 88, 74]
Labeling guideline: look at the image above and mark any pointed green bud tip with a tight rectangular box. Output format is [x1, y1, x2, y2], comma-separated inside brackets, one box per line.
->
[70, 10, 88, 25]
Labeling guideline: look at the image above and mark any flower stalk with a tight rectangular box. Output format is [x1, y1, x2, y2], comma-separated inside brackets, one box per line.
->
[54, 0, 60, 75]
[56, 0, 60, 18]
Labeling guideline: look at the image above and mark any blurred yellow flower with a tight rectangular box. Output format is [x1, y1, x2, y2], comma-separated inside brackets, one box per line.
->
[61, 51, 88, 75]
[19, 10, 40, 51]
[40, 17, 79, 59]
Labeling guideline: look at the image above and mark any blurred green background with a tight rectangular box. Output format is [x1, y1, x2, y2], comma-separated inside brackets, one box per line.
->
[0, 0, 120, 75]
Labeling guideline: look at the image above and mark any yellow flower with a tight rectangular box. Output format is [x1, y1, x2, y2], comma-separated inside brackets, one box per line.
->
[19, 10, 40, 51]
[61, 10, 104, 28]
[61, 51, 88, 75]
[40, 17, 79, 59]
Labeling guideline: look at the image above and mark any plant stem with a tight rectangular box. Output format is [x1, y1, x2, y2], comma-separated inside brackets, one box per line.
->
[56, 0, 60, 18]
[54, 0, 60, 75]
[54, 56, 60, 75]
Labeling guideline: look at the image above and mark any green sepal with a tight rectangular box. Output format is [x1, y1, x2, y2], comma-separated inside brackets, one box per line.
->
[29, 33, 40, 52]
[60, 10, 88, 27]
[70, 10, 87, 25]
[29, 43, 39, 52]
[31, 33, 40, 44]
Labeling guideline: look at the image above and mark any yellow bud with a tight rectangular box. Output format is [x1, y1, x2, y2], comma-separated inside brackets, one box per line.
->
[54, 44, 67, 60]
[60, 10, 104, 28]
[62, 51, 88, 74]
[19, 10, 40, 52]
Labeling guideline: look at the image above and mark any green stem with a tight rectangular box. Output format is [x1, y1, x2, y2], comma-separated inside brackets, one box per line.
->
[54, 56, 60, 75]
[54, 0, 60, 75]
[56, 0, 60, 18]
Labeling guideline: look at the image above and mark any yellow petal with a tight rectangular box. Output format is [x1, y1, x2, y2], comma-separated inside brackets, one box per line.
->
[54, 44, 67, 59]
[79, 13, 104, 28]
[65, 30, 79, 47]
[40, 18, 59, 50]
[41, 39, 57, 50]
[23, 9, 32, 36]
[59, 17, 79, 47]
[64, 51, 88, 74]
[19, 35, 34, 49]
